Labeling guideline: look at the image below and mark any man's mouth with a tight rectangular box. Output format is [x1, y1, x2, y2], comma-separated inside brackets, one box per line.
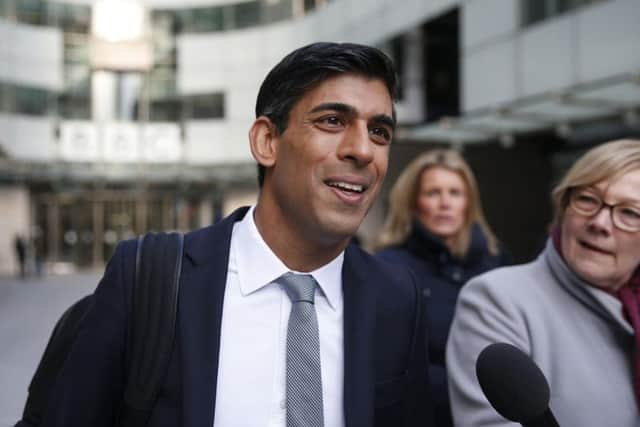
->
[326, 181, 365, 194]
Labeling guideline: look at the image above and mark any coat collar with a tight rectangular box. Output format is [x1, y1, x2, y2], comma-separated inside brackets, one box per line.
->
[179, 206, 249, 427]
[405, 218, 490, 266]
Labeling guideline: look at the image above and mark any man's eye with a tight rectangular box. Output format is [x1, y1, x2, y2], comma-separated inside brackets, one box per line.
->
[318, 116, 343, 126]
[369, 127, 391, 143]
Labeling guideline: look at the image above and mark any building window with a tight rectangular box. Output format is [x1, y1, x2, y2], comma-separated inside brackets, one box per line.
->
[263, 0, 293, 23]
[186, 93, 225, 120]
[16, 0, 45, 25]
[0, 82, 7, 112]
[0, 0, 9, 18]
[58, 91, 91, 120]
[173, 6, 224, 33]
[13, 85, 52, 116]
[304, 0, 318, 14]
[149, 98, 182, 122]
[232, 1, 261, 29]
[522, 0, 608, 27]
[387, 35, 406, 100]
[46, 2, 91, 33]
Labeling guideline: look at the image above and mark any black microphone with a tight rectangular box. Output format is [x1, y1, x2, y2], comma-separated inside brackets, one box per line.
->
[475, 343, 560, 427]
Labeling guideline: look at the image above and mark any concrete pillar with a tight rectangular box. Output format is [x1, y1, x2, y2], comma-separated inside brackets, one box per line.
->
[47, 200, 60, 263]
[92, 199, 104, 268]
[135, 197, 148, 234]
[198, 197, 213, 228]
[177, 198, 189, 231]
[163, 197, 174, 231]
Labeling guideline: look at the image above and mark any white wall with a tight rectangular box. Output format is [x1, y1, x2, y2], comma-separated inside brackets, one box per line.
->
[0, 114, 57, 162]
[462, 0, 640, 112]
[0, 20, 63, 90]
[0, 187, 31, 276]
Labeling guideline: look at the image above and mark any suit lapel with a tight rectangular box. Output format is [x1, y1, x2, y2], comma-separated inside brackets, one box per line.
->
[342, 245, 377, 427]
[178, 207, 249, 427]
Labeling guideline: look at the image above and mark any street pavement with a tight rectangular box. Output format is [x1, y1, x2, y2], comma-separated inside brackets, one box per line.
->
[0, 272, 101, 426]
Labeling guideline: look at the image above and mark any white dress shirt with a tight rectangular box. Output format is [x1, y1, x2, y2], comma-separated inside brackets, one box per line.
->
[213, 206, 345, 427]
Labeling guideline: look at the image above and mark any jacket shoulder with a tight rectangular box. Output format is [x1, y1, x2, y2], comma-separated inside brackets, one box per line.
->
[352, 245, 418, 297]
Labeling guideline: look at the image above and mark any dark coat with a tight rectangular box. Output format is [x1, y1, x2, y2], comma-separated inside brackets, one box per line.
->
[43, 207, 433, 427]
[376, 220, 509, 427]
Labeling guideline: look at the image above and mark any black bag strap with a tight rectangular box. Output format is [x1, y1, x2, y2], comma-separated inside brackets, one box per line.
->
[119, 232, 184, 427]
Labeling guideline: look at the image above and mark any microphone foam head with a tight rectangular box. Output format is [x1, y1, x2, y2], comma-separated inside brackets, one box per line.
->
[475, 343, 550, 423]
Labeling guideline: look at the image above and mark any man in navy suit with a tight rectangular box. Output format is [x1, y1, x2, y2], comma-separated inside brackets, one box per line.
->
[43, 42, 431, 427]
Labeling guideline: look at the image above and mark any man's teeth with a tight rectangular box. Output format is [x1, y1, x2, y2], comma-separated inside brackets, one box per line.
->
[329, 182, 364, 193]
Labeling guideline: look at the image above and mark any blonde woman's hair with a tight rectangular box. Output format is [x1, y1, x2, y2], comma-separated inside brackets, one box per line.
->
[375, 149, 499, 258]
[552, 139, 640, 225]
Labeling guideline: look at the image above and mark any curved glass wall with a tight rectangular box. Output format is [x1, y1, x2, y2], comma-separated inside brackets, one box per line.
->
[3, 0, 326, 33]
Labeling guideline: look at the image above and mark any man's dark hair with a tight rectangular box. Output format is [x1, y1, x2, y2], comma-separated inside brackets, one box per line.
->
[254, 42, 399, 187]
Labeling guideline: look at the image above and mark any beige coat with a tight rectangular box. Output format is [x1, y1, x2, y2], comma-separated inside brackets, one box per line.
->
[446, 240, 638, 427]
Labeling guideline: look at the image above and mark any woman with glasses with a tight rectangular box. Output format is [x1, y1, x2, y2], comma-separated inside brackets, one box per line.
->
[446, 139, 640, 427]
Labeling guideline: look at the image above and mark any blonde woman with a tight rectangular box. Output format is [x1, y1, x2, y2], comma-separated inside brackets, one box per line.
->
[447, 139, 640, 426]
[375, 149, 509, 427]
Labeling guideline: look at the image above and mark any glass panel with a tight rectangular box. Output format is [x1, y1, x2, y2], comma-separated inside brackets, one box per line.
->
[64, 64, 90, 91]
[47, 2, 91, 33]
[57, 91, 91, 119]
[0, 82, 7, 112]
[16, 0, 44, 25]
[152, 10, 179, 35]
[188, 93, 224, 119]
[14, 85, 51, 116]
[0, 0, 8, 18]
[175, 6, 224, 33]
[389, 35, 405, 100]
[522, 0, 607, 26]
[232, 1, 261, 29]
[148, 67, 176, 99]
[149, 98, 182, 122]
[64, 33, 89, 64]
[304, 0, 317, 14]
[522, 0, 549, 26]
[264, 0, 293, 23]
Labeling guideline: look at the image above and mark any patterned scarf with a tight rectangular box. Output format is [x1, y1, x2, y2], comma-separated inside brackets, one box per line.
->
[552, 227, 640, 410]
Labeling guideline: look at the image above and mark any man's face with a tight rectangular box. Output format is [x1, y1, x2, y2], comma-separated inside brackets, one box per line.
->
[264, 73, 394, 246]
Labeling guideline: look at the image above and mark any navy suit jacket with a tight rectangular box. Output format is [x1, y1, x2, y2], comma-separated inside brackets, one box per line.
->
[43, 207, 431, 427]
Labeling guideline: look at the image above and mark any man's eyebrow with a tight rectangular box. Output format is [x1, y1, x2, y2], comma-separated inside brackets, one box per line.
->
[308, 102, 396, 130]
[371, 114, 396, 131]
[308, 102, 355, 115]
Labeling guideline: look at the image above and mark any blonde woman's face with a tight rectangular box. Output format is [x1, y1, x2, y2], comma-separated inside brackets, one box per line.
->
[416, 167, 468, 242]
[561, 169, 640, 291]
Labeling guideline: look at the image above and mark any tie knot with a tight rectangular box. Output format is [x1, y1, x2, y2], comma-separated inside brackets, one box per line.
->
[280, 272, 317, 304]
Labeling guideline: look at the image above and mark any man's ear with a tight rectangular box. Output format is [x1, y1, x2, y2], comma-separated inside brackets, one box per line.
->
[249, 116, 278, 168]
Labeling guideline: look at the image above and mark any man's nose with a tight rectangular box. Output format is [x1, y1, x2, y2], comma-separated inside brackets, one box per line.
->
[337, 122, 374, 166]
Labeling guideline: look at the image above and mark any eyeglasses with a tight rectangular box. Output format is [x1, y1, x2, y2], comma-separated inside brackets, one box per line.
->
[569, 188, 640, 232]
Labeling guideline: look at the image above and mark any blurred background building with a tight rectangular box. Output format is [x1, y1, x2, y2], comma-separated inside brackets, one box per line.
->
[0, 0, 639, 274]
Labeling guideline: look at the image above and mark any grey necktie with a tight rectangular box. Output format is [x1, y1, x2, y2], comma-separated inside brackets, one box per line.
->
[280, 272, 325, 427]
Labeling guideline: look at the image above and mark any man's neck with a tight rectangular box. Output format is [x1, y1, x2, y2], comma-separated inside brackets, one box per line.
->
[252, 203, 348, 273]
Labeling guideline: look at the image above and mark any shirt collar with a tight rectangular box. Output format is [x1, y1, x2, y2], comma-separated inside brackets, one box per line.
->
[233, 205, 344, 310]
